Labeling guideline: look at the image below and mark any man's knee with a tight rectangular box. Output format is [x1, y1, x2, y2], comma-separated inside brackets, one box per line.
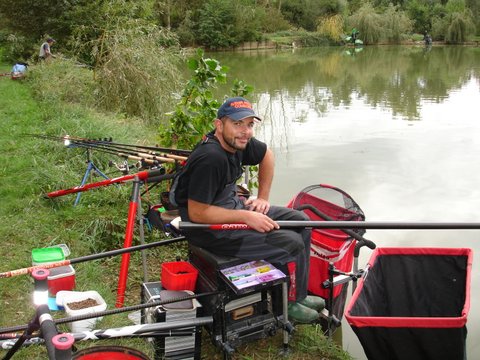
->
[266, 231, 305, 254]
[294, 210, 310, 221]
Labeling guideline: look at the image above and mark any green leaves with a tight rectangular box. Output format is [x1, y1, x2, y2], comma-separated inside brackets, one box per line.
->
[158, 50, 253, 150]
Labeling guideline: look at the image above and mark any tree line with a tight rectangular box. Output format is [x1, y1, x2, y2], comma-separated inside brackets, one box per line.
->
[0, 0, 478, 63]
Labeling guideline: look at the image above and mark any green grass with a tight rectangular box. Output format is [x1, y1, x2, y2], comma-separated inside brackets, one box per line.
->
[0, 59, 351, 359]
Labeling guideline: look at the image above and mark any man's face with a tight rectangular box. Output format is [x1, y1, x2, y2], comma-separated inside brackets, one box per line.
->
[217, 116, 256, 152]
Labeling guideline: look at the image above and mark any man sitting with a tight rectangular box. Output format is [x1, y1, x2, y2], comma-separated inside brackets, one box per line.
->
[173, 97, 324, 323]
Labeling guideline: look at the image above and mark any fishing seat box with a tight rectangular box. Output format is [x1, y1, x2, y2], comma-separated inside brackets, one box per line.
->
[141, 282, 202, 360]
[188, 244, 285, 352]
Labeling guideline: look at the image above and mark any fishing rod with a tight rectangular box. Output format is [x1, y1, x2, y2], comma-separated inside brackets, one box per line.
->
[0, 288, 217, 335]
[67, 139, 184, 163]
[66, 140, 175, 167]
[0, 320, 209, 349]
[66, 138, 189, 162]
[30, 134, 192, 157]
[0, 236, 186, 279]
[45, 168, 174, 199]
[178, 220, 480, 230]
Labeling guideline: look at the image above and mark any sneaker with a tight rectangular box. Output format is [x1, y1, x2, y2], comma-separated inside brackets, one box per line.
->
[287, 302, 319, 324]
[298, 295, 326, 312]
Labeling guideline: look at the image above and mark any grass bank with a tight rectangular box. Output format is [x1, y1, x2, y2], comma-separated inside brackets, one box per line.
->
[0, 59, 351, 359]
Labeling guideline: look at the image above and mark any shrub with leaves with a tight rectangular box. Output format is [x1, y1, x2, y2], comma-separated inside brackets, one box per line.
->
[318, 14, 345, 42]
[159, 48, 253, 150]
[348, 3, 383, 45]
[446, 11, 475, 43]
[382, 4, 413, 44]
[83, 21, 183, 122]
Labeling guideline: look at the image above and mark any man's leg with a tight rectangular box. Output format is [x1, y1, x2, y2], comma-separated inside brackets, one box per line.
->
[266, 206, 311, 302]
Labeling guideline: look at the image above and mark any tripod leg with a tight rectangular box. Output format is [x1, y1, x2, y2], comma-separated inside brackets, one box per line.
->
[74, 162, 94, 206]
[90, 162, 110, 180]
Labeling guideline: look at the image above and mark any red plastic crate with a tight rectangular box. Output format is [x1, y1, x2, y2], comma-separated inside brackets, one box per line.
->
[161, 261, 198, 291]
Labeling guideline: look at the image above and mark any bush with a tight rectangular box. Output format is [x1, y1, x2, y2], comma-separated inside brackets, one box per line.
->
[297, 31, 332, 47]
[28, 58, 96, 106]
[258, 7, 291, 33]
[348, 3, 383, 45]
[382, 4, 413, 44]
[1, 33, 36, 63]
[318, 14, 345, 42]
[432, 16, 448, 40]
[159, 49, 253, 150]
[88, 23, 183, 122]
[196, 0, 238, 49]
[446, 11, 475, 43]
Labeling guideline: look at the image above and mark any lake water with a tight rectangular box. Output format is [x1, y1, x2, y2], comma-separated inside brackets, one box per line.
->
[210, 46, 480, 359]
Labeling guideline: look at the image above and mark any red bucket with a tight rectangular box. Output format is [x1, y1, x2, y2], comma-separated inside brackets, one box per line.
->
[73, 346, 149, 360]
[161, 261, 198, 291]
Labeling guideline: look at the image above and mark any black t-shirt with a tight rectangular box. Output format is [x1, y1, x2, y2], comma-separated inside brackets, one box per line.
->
[175, 133, 267, 218]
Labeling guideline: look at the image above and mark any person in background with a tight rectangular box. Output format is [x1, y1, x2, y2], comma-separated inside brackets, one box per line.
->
[423, 31, 432, 46]
[173, 97, 325, 323]
[39, 38, 56, 61]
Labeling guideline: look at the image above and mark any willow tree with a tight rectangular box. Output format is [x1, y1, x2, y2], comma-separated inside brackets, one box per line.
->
[446, 11, 475, 43]
[382, 4, 413, 44]
[348, 3, 383, 45]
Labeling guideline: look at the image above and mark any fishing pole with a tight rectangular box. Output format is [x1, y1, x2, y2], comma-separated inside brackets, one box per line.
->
[0, 320, 210, 349]
[45, 168, 173, 199]
[0, 236, 186, 279]
[66, 138, 189, 162]
[0, 289, 216, 335]
[178, 220, 480, 230]
[30, 134, 191, 157]
[68, 139, 184, 163]
[66, 141, 173, 166]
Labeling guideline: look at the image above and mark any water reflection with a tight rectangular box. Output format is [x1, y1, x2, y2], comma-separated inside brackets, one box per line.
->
[212, 46, 480, 121]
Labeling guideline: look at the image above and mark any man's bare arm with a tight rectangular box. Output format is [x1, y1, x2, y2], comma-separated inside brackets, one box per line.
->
[188, 199, 278, 233]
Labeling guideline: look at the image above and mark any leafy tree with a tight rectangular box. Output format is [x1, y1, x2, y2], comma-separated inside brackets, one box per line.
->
[407, 0, 433, 33]
[88, 22, 183, 121]
[382, 4, 413, 43]
[281, 0, 322, 31]
[318, 14, 345, 41]
[256, 7, 291, 33]
[348, 2, 383, 44]
[0, 0, 69, 39]
[318, 0, 348, 16]
[159, 49, 253, 149]
[431, 0, 475, 42]
[446, 10, 475, 42]
[196, 0, 239, 49]
[465, 0, 480, 35]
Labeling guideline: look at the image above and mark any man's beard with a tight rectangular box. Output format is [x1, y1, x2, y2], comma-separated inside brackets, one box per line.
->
[224, 135, 248, 151]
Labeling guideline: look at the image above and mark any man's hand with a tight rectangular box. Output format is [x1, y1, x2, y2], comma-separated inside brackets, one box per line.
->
[188, 198, 278, 233]
[244, 210, 279, 233]
[245, 197, 270, 214]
